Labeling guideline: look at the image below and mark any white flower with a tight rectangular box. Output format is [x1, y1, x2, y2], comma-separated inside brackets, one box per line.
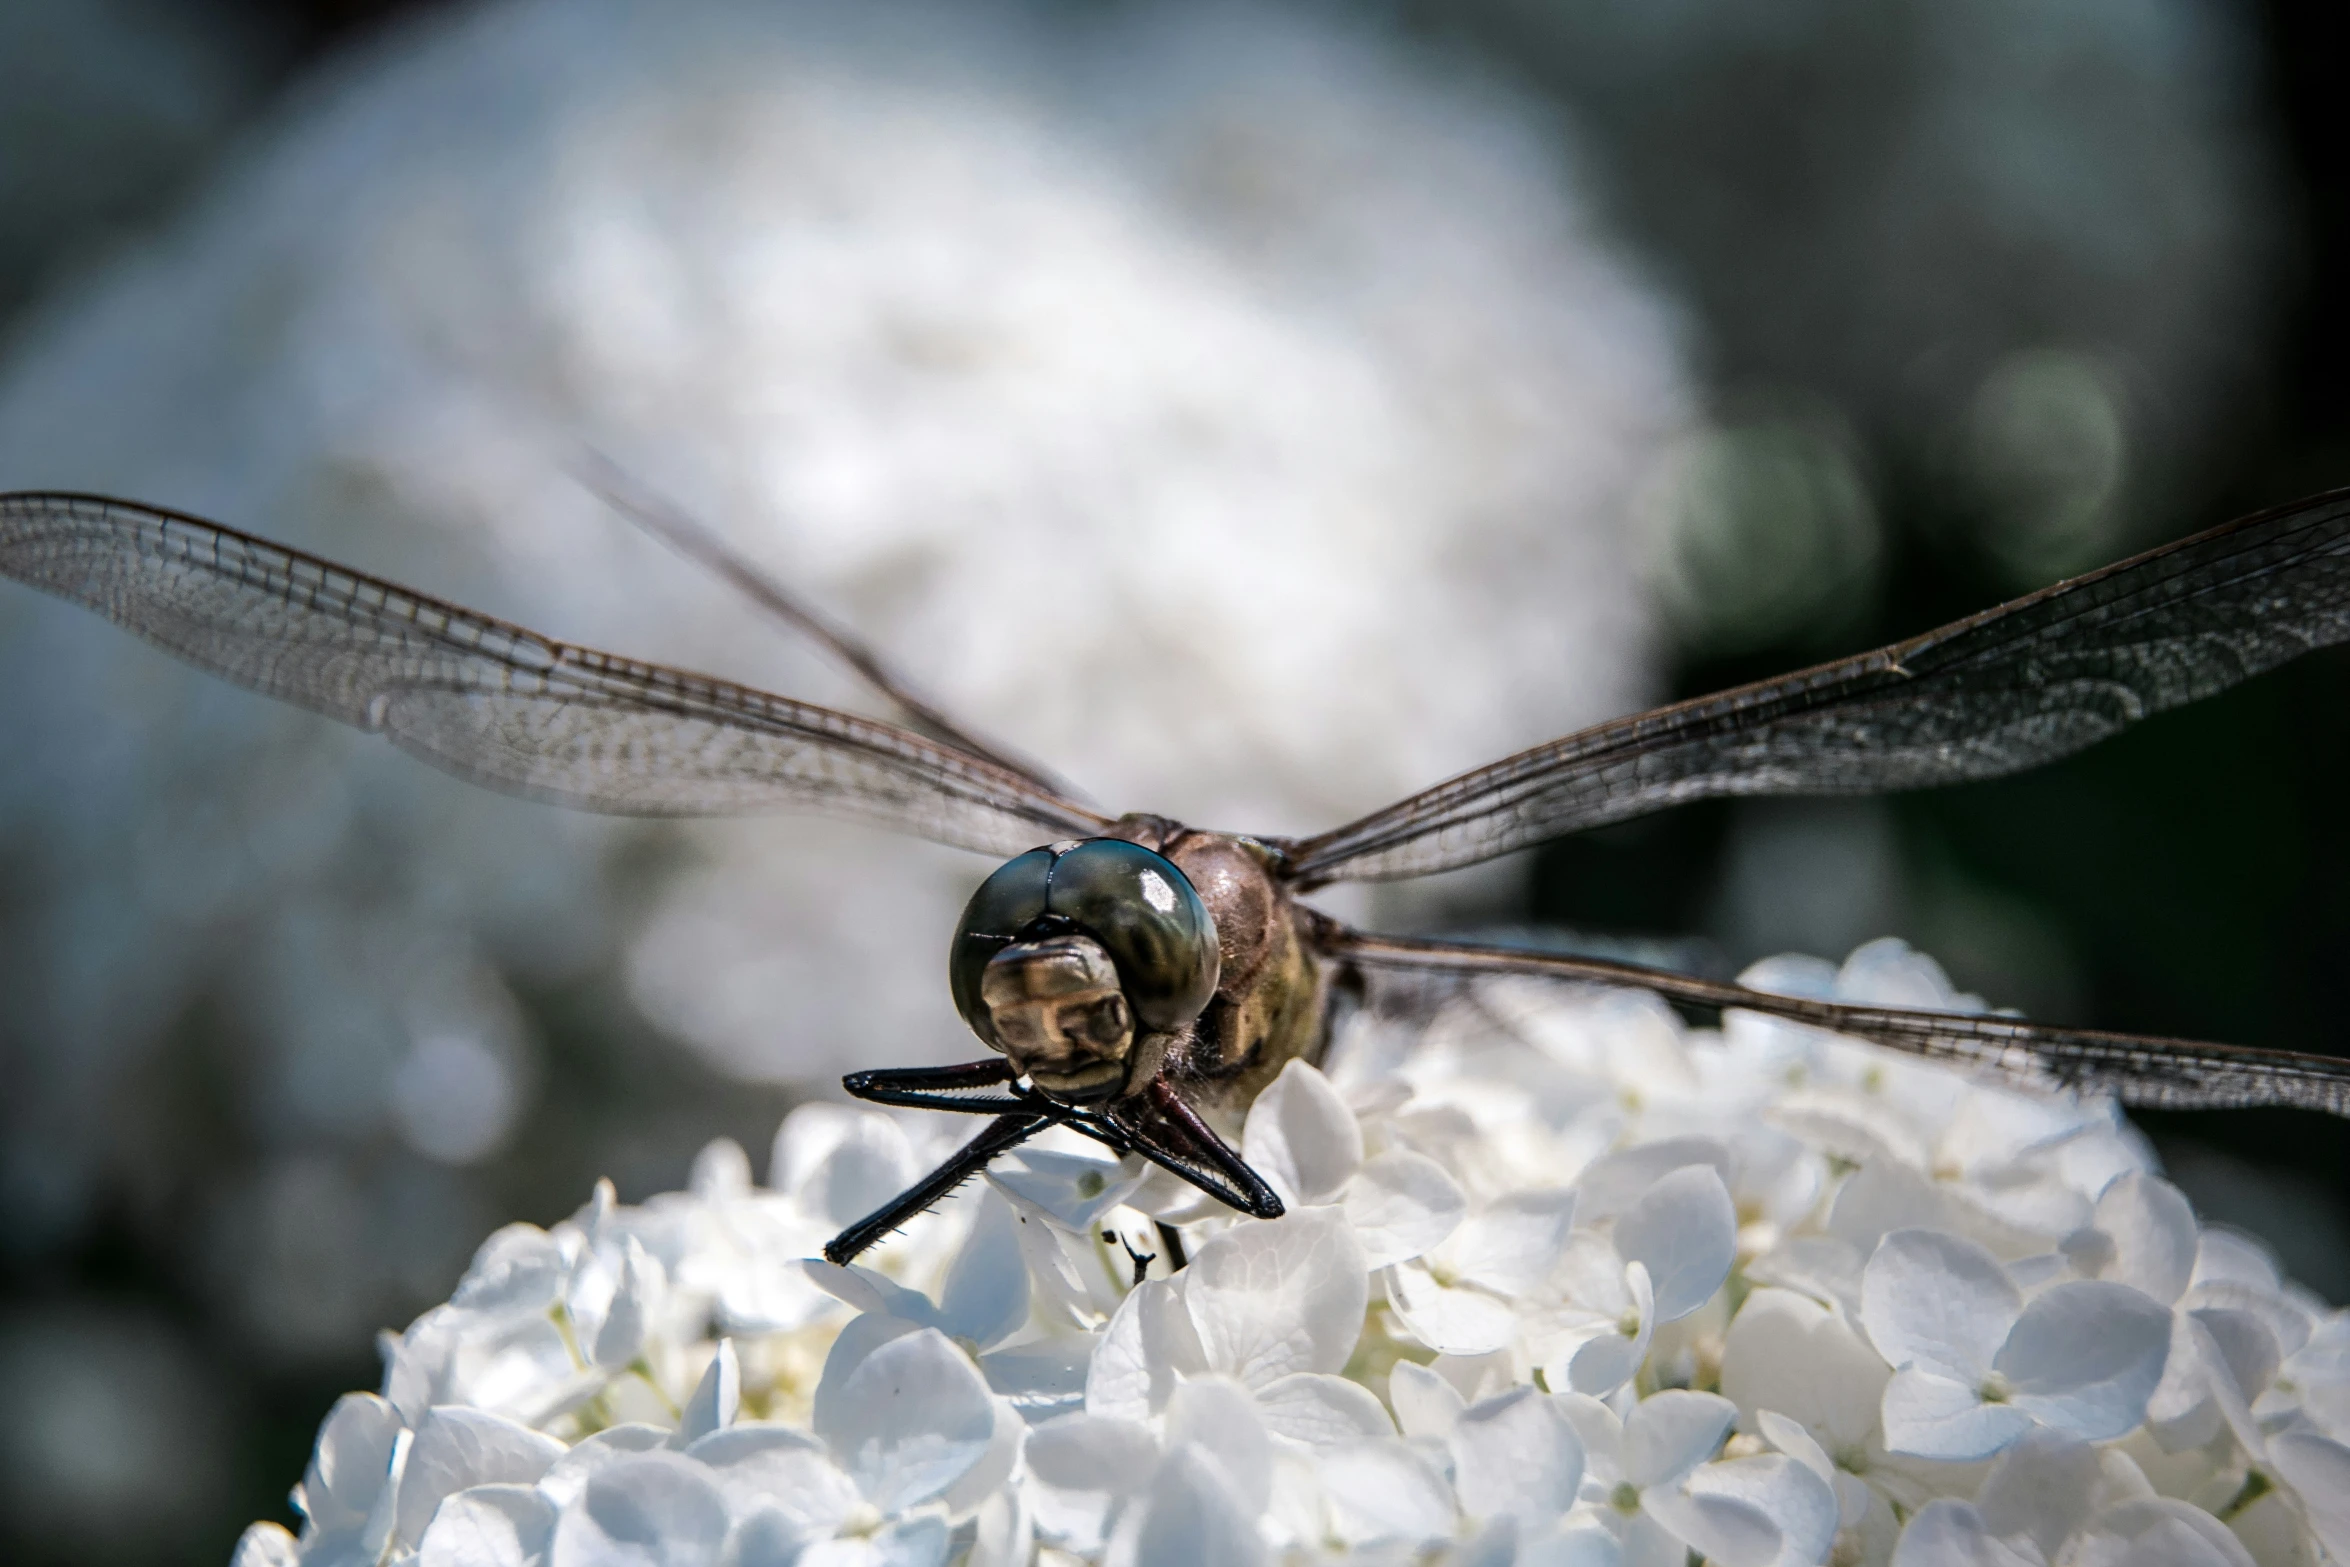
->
[1887, 1428, 2258, 1567]
[1533, 1162, 1738, 1395]
[1562, 1387, 1829, 1567]
[1242, 1061, 1470, 1270]
[1087, 1209, 1389, 1451]
[812, 1189, 1095, 1422]
[1861, 1227, 2172, 1461]
[243, 935, 2348, 1567]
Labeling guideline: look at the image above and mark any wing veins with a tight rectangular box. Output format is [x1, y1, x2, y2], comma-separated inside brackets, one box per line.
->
[1328, 929, 2350, 1116]
[1287, 488, 2350, 882]
[0, 492, 1109, 855]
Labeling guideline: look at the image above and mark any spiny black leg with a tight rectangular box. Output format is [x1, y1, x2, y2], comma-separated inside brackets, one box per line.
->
[1072, 1076, 1285, 1220]
[823, 1109, 1053, 1266]
[841, 1058, 1028, 1114]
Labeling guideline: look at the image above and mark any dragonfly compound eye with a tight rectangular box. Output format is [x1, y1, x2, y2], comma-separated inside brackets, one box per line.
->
[949, 838, 1220, 1078]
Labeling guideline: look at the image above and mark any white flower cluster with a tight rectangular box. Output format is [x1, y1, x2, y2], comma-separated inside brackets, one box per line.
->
[236, 940, 2350, 1567]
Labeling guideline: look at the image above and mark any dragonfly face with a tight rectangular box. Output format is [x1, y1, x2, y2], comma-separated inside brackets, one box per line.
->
[949, 838, 1221, 1105]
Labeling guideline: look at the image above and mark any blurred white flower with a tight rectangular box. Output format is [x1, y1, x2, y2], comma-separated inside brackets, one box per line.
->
[244, 938, 2346, 1565]
[0, 0, 1692, 1364]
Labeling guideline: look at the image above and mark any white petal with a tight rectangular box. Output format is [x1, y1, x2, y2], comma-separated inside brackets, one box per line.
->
[2065, 1498, 2254, 1567]
[935, 1396, 1025, 1522]
[1024, 1414, 1160, 1557]
[2190, 1230, 2281, 1293]
[1560, 1263, 1654, 1397]
[1616, 1167, 1736, 1323]
[686, 1425, 852, 1532]
[976, 1337, 1092, 1423]
[1553, 1394, 1626, 1484]
[1449, 1189, 1579, 1299]
[398, 1406, 567, 1547]
[1993, 1281, 2170, 1441]
[776, 1107, 921, 1231]
[1253, 1372, 1394, 1447]
[2091, 1174, 2197, 1304]
[1721, 1289, 1889, 1451]
[795, 1519, 951, 1567]
[232, 1522, 300, 1567]
[673, 1341, 742, 1448]
[2186, 1305, 2281, 1457]
[303, 1392, 407, 1531]
[812, 1326, 997, 1513]
[1554, 1230, 1636, 1314]
[1386, 1359, 1467, 1439]
[937, 1191, 1029, 1353]
[1184, 1208, 1368, 1386]
[1164, 1377, 1273, 1519]
[1518, 1518, 1626, 1567]
[1241, 1060, 1365, 1207]
[1753, 1411, 1835, 1487]
[1564, 1329, 1644, 1399]
[1829, 1160, 1955, 1256]
[1623, 1390, 1737, 1489]
[1887, 1498, 2039, 1567]
[801, 1263, 939, 1331]
[1105, 1444, 1269, 1567]
[966, 1486, 1033, 1567]
[416, 1485, 555, 1567]
[1861, 1229, 2019, 1382]
[1087, 1278, 1206, 1421]
[1315, 1439, 1457, 1547]
[2268, 1429, 2350, 1560]
[592, 1239, 665, 1372]
[1623, 1509, 1706, 1567]
[1573, 1138, 1733, 1224]
[1688, 1453, 1839, 1567]
[1879, 1367, 2031, 1462]
[1384, 1260, 1521, 1357]
[1344, 1150, 1468, 1268]
[538, 1427, 670, 1510]
[1638, 1481, 1781, 1567]
[984, 1146, 1145, 1233]
[452, 1225, 572, 1316]
[1448, 1389, 1585, 1525]
[548, 1452, 730, 1567]
[721, 1509, 809, 1567]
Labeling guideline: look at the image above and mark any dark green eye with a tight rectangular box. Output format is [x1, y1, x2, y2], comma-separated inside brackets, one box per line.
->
[948, 838, 1220, 1043]
[1043, 839, 1219, 1031]
[948, 846, 1054, 1040]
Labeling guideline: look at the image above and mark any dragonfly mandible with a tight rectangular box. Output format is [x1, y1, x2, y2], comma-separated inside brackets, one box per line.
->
[5, 480, 2349, 1266]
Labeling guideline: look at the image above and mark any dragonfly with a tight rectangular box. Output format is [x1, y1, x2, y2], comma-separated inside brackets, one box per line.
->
[5, 482, 2350, 1267]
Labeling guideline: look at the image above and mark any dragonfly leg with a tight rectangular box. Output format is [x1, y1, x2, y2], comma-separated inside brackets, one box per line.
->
[841, 1057, 1030, 1114]
[823, 1109, 1056, 1265]
[1066, 1075, 1285, 1221]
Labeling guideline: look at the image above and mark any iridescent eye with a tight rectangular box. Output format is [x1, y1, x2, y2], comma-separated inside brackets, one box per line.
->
[948, 838, 1219, 1045]
[1042, 840, 1218, 1031]
[948, 846, 1054, 1043]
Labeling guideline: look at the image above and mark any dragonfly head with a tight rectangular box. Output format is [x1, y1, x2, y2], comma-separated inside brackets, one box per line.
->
[950, 838, 1221, 1104]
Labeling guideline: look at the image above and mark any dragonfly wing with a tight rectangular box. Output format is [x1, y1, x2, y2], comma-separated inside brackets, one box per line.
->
[0, 492, 1109, 856]
[1326, 928, 2350, 1117]
[1287, 488, 2350, 883]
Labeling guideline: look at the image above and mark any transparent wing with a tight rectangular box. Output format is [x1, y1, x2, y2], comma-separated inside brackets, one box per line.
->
[0, 492, 1111, 856]
[1327, 928, 2350, 1117]
[1287, 488, 2350, 884]
[576, 454, 1095, 806]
